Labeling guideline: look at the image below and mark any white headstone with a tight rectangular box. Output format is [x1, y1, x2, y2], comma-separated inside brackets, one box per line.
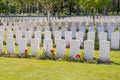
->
[61, 22, 65, 27]
[74, 22, 79, 29]
[107, 27, 115, 40]
[31, 38, 40, 56]
[70, 26, 76, 38]
[110, 22, 116, 28]
[7, 30, 13, 38]
[6, 38, 15, 54]
[70, 40, 80, 58]
[21, 28, 26, 37]
[0, 30, 4, 41]
[97, 27, 104, 32]
[84, 40, 94, 60]
[103, 22, 108, 31]
[0, 38, 3, 54]
[56, 40, 66, 58]
[44, 31, 51, 39]
[36, 26, 42, 31]
[100, 40, 110, 61]
[6, 25, 12, 30]
[99, 32, 107, 41]
[97, 27, 104, 39]
[65, 31, 72, 47]
[96, 22, 101, 27]
[53, 26, 58, 37]
[54, 31, 61, 44]
[89, 22, 94, 27]
[87, 32, 95, 41]
[61, 26, 67, 38]
[76, 32, 83, 45]
[55, 22, 59, 27]
[81, 22, 86, 27]
[18, 38, 27, 56]
[111, 32, 119, 49]
[79, 26, 86, 37]
[0, 25, 4, 30]
[43, 39, 53, 55]
[29, 25, 34, 31]
[88, 26, 94, 32]
[118, 26, 120, 32]
[14, 26, 19, 34]
[16, 30, 22, 44]
[25, 30, 32, 44]
[34, 31, 41, 44]
[44, 26, 50, 31]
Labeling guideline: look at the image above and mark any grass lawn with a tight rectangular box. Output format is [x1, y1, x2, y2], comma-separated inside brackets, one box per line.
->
[0, 49, 120, 80]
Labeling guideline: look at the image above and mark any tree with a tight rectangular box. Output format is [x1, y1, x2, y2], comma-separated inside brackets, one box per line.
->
[79, 0, 111, 24]
[38, 0, 62, 26]
[0, 2, 8, 13]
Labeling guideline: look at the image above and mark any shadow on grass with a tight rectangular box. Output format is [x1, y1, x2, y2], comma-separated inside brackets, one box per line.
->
[0, 53, 36, 59]
[112, 62, 120, 65]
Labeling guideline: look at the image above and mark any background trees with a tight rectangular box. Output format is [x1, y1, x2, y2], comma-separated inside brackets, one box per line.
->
[0, 1, 8, 13]
[0, 0, 119, 15]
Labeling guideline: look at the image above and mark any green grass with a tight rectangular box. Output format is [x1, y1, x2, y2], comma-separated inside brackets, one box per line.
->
[0, 49, 120, 80]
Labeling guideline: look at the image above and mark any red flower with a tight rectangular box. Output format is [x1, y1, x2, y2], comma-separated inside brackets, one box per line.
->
[50, 50, 54, 54]
[75, 54, 80, 58]
[67, 42, 70, 48]
[24, 49, 28, 54]
[50, 49, 55, 56]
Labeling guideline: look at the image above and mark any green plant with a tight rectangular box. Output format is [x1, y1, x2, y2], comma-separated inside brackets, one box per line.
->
[39, 49, 48, 60]
[61, 54, 71, 61]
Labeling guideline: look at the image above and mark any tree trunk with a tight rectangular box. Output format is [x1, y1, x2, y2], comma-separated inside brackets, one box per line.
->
[69, 1, 72, 16]
[112, 0, 115, 15]
[92, 9, 95, 25]
[76, 5, 79, 15]
[105, 6, 109, 15]
[47, 10, 50, 26]
[26, 6, 27, 13]
[93, 15, 95, 25]
[117, 0, 119, 14]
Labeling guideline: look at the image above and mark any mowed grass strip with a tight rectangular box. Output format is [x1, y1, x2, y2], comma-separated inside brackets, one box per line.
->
[0, 49, 120, 80]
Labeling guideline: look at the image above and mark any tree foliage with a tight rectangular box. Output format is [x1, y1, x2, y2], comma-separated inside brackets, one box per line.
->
[0, 0, 119, 15]
[79, 0, 111, 11]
